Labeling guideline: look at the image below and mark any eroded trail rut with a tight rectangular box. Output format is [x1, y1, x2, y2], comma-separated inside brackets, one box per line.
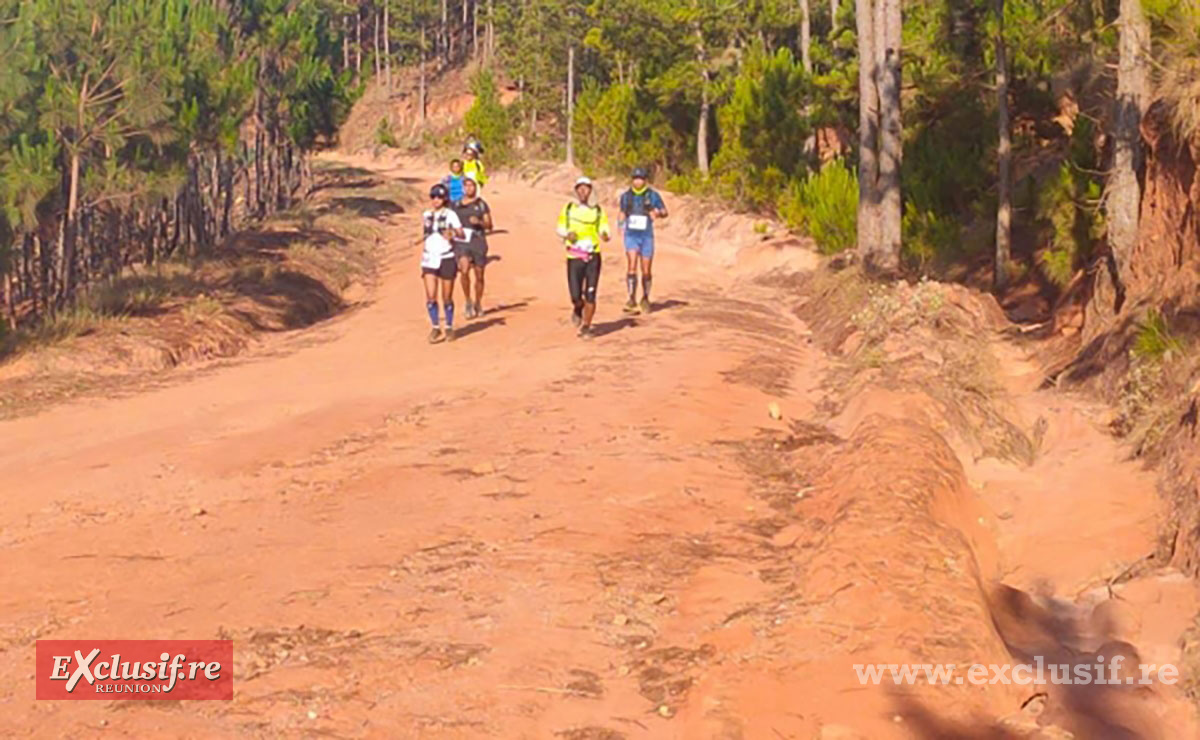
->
[1, 158, 1195, 738]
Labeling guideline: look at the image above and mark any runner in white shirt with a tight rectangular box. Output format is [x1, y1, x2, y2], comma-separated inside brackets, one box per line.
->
[421, 184, 465, 343]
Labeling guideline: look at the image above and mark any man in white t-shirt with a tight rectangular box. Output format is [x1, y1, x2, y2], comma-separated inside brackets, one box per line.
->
[421, 183, 464, 343]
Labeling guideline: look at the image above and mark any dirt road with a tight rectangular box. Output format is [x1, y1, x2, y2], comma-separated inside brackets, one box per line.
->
[1, 158, 1195, 738]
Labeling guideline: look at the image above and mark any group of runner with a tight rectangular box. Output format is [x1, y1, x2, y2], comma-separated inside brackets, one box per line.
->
[420, 137, 668, 343]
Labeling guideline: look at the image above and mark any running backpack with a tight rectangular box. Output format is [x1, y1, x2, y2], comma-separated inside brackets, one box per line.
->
[423, 208, 456, 236]
[565, 202, 604, 227]
[620, 189, 659, 217]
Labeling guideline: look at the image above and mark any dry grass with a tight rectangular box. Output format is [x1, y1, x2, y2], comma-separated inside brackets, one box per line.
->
[0, 160, 412, 416]
[798, 267, 1039, 465]
[1157, 4, 1200, 144]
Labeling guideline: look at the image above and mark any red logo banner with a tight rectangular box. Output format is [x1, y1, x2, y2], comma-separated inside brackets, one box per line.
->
[35, 640, 233, 700]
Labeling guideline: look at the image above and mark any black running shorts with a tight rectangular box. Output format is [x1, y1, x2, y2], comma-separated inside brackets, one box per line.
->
[454, 241, 489, 267]
[422, 258, 458, 280]
[567, 254, 602, 306]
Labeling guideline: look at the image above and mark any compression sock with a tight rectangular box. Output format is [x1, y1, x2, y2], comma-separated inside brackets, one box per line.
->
[626, 273, 637, 300]
[642, 276, 652, 301]
[426, 301, 439, 327]
[444, 302, 455, 328]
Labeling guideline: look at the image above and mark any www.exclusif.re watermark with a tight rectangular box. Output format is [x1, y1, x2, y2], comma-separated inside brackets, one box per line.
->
[854, 656, 1179, 686]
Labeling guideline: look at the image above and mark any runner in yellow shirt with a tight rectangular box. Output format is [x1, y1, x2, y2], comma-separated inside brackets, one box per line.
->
[556, 177, 611, 339]
[462, 143, 487, 187]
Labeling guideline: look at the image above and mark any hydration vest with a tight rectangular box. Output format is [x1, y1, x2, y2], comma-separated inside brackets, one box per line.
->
[620, 188, 659, 217]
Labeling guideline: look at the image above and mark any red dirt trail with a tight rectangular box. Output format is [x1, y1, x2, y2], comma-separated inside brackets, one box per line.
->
[1, 156, 1196, 739]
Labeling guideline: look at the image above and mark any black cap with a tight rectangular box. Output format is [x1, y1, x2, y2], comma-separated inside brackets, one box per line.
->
[631, 167, 649, 179]
[429, 183, 448, 199]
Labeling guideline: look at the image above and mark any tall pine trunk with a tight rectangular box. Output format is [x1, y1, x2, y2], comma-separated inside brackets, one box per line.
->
[566, 46, 576, 166]
[873, 0, 902, 274]
[419, 25, 428, 123]
[693, 11, 711, 176]
[355, 4, 362, 76]
[373, 8, 381, 79]
[855, 0, 880, 258]
[831, 0, 840, 33]
[61, 149, 81, 304]
[993, 0, 1012, 289]
[462, 0, 469, 60]
[342, 12, 350, 70]
[442, 0, 449, 63]
[383, 1, 392, 95]
[1107, 0, 1149, 295]
[487, 0, 495, 60]
[800, 0, 812, 74]
[3, 270, 13, 332]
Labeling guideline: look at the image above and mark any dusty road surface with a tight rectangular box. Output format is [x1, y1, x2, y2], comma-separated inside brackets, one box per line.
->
[1, 157, 1196, 738]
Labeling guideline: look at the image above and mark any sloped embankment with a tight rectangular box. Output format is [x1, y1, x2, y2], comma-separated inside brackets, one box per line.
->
[1068, 102, 1200, 579]
[729, 267, 1196, 737]
[0, 162, 416, 419]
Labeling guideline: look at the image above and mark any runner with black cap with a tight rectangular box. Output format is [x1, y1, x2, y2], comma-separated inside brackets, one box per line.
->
[421, 183, 464, 343]
[617, 167, 668, 314]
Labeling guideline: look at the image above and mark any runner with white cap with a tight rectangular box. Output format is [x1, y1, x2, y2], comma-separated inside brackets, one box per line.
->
[555, 176, 611, 339]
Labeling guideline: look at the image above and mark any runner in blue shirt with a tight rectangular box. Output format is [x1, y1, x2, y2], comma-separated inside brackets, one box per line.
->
[617, 167, 668, 314]
[442, 159, 466, 205]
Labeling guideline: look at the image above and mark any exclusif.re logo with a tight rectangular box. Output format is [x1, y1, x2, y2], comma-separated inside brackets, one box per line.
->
[36, 640, 233, 700]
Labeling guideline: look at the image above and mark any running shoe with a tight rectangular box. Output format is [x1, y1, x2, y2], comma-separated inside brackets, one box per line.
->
[640, 297, 652, 314]
[571, 310, 582, 327]
[623, 299, 638, 314]
[578, 326, 594, 340]
[463, 303, 475, 320]
[428, 327, 443, 344]
[444, 326, 457, 342]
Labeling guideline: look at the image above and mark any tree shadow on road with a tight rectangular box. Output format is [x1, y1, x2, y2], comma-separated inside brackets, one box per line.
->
[325, 196, 406, 221]
[888, 693, 1022, 739]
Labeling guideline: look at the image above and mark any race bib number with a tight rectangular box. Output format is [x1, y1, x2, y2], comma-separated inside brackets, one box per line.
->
[421, 251, 443, 269]
[455, 227, 475, 242]
[627, 214, 649, 231]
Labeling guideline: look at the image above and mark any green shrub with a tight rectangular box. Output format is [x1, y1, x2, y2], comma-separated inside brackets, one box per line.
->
[778, 159, 857, 255]
[1038, 244, 1075, 286]
[1038, 165, 1077, 285]
[902, 203, 961, 272]
[903, 98, 990, 217]
[573, 81, 635, 174]
[1034, 120, 1104, 287]
[572, 82, 678, 176]
[710, 44, 812, 209]
[463, 69, 513, 165]
[665, 170, 712, 197]
[375, 117, 398, 148]
[1133, 309, 1184, 361]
